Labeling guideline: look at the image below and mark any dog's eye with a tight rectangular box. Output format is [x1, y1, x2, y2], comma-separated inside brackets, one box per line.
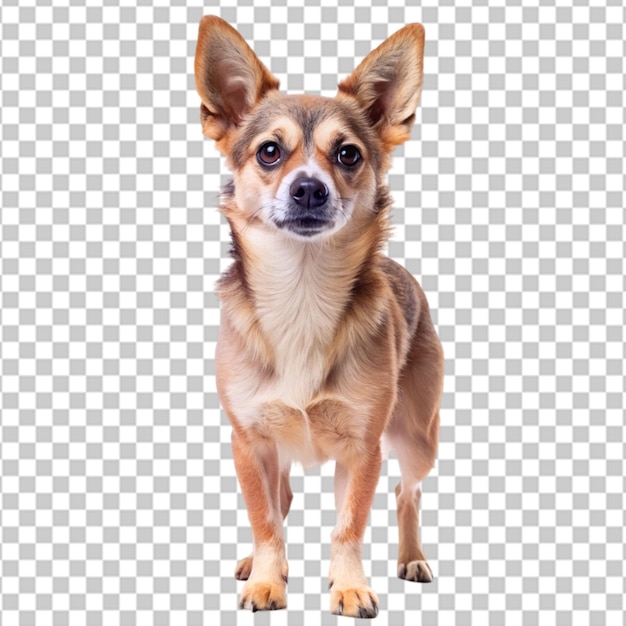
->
[257, 142, 281, 166]
[337, 144, 361, 166]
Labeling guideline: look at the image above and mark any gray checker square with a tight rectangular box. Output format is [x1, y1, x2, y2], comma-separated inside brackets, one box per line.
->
[1, 0, 625, 625]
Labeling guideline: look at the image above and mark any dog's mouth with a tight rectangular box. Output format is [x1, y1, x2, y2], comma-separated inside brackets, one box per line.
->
[274, 215, 336, 237]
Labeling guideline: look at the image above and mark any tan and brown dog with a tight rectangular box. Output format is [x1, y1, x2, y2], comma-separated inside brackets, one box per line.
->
[194, 16, 443, 618]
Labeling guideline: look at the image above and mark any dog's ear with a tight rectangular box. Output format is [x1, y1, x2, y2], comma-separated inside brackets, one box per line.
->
[338, 24, 424, 148]
[194, 16, 279, 142]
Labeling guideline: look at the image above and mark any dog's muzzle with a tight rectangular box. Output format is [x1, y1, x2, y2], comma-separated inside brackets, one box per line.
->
[276, 176, 336, 237]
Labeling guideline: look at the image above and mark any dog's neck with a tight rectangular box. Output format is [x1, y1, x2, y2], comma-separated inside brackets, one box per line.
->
[221, 226, 366, 405]
[245, 228, 359, 352]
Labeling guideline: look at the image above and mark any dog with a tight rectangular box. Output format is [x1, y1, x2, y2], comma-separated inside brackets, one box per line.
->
[194, 16, 443, 618]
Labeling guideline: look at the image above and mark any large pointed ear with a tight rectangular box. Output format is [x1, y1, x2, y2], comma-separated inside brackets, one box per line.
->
[194, 16, 280, 142]
[337, 24, 424, 148]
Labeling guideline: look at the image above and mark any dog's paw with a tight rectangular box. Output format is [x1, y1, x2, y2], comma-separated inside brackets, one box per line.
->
[239, 579, 287, 612]
[330, 584, 379, 619]
[235, 555, 253, 580]
[398, 560, 433, 583]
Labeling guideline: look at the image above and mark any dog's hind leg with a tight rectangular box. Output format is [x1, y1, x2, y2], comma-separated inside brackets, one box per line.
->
[385, 320, 443, 583]
[392, 432, 437, 583]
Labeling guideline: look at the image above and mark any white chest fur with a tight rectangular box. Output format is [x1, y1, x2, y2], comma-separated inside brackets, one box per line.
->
[248, 229, 350, 407]
[223, 228, 357, 433]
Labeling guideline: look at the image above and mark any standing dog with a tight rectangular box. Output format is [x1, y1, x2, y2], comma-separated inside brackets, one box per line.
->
[194, 16, 443, 618]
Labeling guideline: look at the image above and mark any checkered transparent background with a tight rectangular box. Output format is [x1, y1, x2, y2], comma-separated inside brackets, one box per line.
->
[1, 0, 625, 624]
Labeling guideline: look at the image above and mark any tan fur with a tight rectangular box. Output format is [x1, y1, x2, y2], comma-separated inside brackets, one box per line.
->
[195, 16, 443, 617]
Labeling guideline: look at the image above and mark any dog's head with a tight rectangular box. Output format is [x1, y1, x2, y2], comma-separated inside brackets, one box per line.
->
[194, 16, 424, 241]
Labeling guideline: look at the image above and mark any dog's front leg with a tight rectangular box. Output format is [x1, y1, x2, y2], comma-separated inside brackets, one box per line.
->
[329, 447, 382, 618]
[231, 430, 288, 611]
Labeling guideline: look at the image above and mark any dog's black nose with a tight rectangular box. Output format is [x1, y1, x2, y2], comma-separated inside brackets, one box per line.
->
[290, 177, 329, 209]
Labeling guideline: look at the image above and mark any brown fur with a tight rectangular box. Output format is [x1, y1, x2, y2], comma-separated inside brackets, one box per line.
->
[195, 16, 443, 617]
